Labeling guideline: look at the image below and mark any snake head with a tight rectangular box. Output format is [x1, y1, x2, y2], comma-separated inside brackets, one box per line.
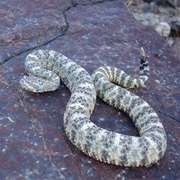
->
[20, 75, 60, 93]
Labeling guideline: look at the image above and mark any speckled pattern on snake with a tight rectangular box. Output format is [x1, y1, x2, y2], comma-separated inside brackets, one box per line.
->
[20, 49, 167, 167]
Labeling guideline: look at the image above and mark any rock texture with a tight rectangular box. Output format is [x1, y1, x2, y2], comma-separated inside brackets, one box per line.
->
[0, 0, 179, 179]
[126, 0, 180, 60]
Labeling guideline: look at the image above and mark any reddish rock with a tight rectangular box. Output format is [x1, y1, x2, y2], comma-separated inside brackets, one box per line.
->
[0, 0, 179, 179]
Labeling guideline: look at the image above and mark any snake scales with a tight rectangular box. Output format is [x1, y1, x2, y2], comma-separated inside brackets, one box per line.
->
[20, 49, 167, 167]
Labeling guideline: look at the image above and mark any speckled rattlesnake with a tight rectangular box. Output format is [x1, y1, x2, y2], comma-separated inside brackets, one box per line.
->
[20, 49, 167, 167]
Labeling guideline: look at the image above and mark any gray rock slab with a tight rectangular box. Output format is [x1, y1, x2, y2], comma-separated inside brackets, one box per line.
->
[0, 0, 179, 179]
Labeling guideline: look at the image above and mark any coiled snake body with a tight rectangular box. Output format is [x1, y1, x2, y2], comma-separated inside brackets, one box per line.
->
[20, 49, 167, 167]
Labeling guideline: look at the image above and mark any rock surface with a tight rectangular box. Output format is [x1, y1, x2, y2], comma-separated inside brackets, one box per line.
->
[126, 0, 180, 60]
[0, 0, 179, 179]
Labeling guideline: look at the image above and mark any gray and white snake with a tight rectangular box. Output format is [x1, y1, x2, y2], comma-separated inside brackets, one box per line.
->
[20, 49, 167, 167]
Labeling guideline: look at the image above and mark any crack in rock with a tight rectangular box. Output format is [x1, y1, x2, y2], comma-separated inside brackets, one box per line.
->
[0, 0, 115, 66]
[148, 82, 165, 113]
[159, 112, 180, 123]
[15, 88, 66, 179]
[71, 0, 115, 6]
[0, 32, 65, 66]
[148, 82, 179, 123]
